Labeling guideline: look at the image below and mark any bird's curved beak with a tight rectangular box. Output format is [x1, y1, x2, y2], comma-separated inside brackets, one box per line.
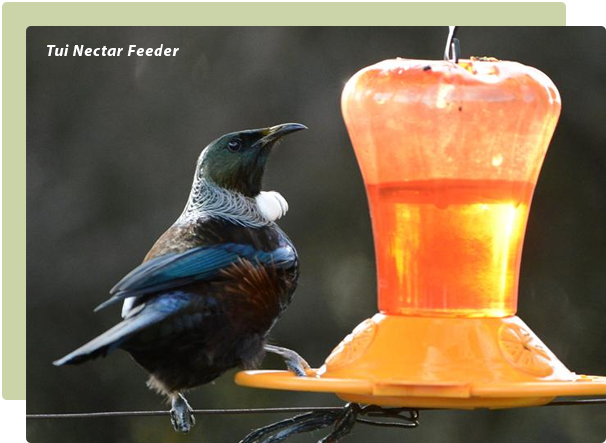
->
[253, 123, 307, 149]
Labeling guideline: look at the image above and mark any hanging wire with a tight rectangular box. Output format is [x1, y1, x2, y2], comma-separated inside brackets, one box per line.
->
[25, 406, 343, 420]
[26, 397, 606, 420]
[444, 26, 461, 63]
[26, 399, 606, 443]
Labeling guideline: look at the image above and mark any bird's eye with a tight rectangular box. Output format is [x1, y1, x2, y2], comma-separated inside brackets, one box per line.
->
[227, 139, 242, 152]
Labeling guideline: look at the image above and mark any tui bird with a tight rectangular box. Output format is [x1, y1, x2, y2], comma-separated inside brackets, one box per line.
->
[54, 123, 310, 433]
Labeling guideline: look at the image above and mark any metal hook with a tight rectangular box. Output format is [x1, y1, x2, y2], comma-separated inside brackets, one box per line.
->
[238, 403, 420, 443]
[444, 26, 461, 63]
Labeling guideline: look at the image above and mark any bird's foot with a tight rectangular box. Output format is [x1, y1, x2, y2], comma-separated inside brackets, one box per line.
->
[264, 344, 311, 377]
[170, 394, 196, 433]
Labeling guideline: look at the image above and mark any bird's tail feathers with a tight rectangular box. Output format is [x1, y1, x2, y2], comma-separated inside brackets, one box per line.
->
[53, 308, 164, 366]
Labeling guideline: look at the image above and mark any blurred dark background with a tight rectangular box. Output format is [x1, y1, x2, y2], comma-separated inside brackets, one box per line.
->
[27, 27, 605, 443]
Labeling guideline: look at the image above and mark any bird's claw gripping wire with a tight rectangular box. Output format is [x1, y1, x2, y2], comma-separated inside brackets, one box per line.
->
[170, 394, 196, 433]
[238, 403, 419, 443]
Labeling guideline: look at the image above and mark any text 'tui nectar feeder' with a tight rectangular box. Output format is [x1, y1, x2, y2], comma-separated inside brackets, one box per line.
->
[236, 28, 606, 408]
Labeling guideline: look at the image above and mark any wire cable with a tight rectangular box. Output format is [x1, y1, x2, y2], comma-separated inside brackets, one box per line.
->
[26, 406, 343, 420]
[26, 398, 606, 420]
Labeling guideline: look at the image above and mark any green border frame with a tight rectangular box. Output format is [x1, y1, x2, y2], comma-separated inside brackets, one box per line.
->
[4, 2, 566, 400]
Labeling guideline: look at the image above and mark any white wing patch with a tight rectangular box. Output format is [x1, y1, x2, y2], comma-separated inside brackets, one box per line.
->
[255, 191, 289, 222]
[121, 297, 135, 318]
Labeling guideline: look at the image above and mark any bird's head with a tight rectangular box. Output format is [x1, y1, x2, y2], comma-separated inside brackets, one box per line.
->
[196, 123, 307, 197]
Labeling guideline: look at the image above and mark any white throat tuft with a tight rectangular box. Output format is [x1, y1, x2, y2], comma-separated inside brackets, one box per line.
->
[255, 191, 289, 222]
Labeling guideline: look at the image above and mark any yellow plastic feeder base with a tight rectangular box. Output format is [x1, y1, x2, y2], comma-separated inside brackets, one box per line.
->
[236, 314, 606, 409]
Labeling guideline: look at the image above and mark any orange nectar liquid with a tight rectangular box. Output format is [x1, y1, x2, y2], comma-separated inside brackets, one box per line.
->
[366, 179, 534, 317]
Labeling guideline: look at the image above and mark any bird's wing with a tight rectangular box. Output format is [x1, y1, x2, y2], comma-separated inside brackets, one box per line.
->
[94, 242, 296, 312]
[54, 292, 193, 365]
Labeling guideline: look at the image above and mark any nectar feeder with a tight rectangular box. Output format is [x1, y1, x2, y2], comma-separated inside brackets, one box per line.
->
[236, 33, 606, 409]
